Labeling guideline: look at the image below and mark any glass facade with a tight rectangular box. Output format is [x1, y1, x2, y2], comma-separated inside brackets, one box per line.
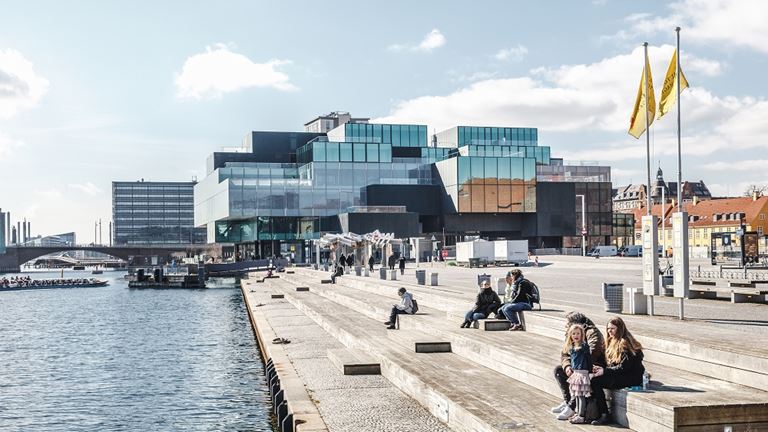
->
[113, 181, 206, 245]
[340, 123, 428, 147]
[195, 120, 612, 249]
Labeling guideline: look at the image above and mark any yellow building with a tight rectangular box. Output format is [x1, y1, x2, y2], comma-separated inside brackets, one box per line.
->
[632, 195, 768, 253]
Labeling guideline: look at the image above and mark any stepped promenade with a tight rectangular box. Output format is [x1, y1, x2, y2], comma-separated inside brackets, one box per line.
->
[242, 257, 768, 432]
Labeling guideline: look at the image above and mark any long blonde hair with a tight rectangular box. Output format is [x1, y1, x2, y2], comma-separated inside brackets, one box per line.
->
[562, 324, 586, 354]
[605, 316, 642, 365]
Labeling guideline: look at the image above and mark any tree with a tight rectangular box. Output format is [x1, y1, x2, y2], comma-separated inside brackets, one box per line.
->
[743, 184, 768, 198]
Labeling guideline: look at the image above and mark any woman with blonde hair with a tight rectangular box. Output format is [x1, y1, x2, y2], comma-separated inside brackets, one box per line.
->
[589, 316, 645, 425]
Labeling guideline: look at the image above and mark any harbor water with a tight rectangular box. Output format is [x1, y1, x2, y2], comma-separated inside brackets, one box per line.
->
[0, 269, 275, 431]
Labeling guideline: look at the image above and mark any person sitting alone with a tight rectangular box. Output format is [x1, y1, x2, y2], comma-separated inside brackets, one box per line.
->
[461, 280, 501, 328]
[385, 287, 414, 329]
[330, 264, 344, 284]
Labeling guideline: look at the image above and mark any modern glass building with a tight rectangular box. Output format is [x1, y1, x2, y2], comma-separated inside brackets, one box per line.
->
[112, 181, 206, 245]
[194, 115, 613, 260]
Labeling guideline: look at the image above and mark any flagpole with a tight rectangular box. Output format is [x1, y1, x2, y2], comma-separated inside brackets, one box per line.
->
[676, 28, 683, 211]
[644, 42, 651, 216]
[676, 26, 686, 320]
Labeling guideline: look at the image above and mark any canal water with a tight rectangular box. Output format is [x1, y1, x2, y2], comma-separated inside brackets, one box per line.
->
[0, 269, 275, 431]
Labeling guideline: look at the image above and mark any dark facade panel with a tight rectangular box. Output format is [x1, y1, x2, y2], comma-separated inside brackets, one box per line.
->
[249, 132, 324, 163]
[536, 182, 577, 236]
[364, 185, 442, 216]
[444, 213, 537, 237]
[338, 212, 420, 238]
[210, 152, 260, 171]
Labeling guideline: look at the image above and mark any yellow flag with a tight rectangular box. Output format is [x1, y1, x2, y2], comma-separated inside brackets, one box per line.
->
[628, 51, 655, 139]
[658, 49, 689, 118]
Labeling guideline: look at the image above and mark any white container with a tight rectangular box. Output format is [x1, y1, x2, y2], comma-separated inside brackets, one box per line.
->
[493, 240, 528, 265]
[456, 239, 495, 264]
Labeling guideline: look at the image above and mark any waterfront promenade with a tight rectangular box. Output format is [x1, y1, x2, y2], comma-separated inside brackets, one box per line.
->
[242, 258, 768, 431]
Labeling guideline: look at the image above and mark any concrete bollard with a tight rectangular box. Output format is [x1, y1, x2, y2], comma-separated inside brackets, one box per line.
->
[354, 265, 362, 276]
[364, 267, 370, 277]
[430, 272, 438, 286]
[389, 270, 397, 280]
[626, 287, 648, 314]
[379, 267, 387, 280]
[416, 269, 426, 285]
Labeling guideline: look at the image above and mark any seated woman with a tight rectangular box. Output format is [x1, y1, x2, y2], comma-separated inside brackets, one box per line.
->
[460, 280, 501, 328]
[589, 316, 645, 425]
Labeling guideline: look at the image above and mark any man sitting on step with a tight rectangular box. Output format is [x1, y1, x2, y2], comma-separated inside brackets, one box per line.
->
[330, 264, 344, 284]
[384, 287, 414, 329]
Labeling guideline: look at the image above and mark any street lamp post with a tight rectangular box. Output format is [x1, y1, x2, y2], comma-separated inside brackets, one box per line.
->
[577, 194, 586, 256]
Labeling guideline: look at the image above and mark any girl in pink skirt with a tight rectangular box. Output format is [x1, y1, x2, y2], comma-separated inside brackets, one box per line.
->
[563, 324, 592, 424]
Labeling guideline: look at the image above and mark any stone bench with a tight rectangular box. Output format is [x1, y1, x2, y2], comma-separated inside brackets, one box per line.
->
[327, 348, 380, 375]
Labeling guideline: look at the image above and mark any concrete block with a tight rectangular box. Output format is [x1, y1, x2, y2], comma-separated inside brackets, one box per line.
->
[688, 290, 717, 299]
[296, 287, 309, 292]
[732, 292, 754, 303]
[482, 319, 511, 331]
[364, 268, 369, 277]
[327, 348, 381, 375]
[626, 287, 648, 315]
[286, 270, 295, 274]
[389, 331, 451, 353]
[430, 272, 438, 286]
[389, 270, 397, 281]
[320, 279, 332, 284]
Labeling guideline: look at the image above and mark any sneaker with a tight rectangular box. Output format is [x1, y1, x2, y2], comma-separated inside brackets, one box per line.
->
[556, 406, 574, 420]
[550, 402, 567, 413]
[569, 415, 586, 424]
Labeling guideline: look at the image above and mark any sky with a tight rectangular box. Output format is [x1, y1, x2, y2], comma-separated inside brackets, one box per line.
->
[1, 0, 768, 242]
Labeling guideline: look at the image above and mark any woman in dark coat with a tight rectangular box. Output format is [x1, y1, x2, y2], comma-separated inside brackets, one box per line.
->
[398, 256, 406, 275]
[460, 280, 501, 328]
[589, 316, 645, 425]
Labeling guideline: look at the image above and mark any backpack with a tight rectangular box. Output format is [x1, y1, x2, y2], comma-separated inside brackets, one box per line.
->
[410, 299, 419, 314]
[521, 279, 541, 310]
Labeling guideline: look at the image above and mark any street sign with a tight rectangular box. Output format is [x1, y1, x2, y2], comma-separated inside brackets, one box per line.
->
[431, 235, 436, 241]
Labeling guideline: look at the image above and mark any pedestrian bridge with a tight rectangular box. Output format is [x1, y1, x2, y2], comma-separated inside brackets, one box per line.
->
[0, 244, 216, 273]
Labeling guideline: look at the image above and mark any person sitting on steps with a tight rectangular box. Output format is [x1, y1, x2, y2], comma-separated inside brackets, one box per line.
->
[330, 264, 344, 284]
[498, 269, 534, 331]
[461, 280, 501, 328]
[384, 287, 414, 329]
[552, 311, 606, 421]
[589, 316, 645, 426]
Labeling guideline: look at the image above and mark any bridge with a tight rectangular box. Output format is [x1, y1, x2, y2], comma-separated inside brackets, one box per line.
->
[0, 244, 220, 273]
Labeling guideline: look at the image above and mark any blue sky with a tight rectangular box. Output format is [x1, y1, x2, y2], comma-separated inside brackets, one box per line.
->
[1, 0, 767, 241]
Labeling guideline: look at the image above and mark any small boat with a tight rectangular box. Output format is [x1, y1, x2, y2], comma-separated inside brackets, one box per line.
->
[73, 265, 86, 270]
[92, 270, 103, 274]
[1, 278, 109, 291]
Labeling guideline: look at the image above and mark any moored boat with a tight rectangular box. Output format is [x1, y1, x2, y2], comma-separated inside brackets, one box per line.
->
[0, 277, 109, 291]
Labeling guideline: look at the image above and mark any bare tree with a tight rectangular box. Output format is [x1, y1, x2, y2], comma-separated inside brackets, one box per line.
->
[743, 184, 768, 198]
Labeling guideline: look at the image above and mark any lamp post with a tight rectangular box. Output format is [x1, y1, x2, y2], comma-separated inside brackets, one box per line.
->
[658, 185, 666, 258]
[577, 194, 586, 256]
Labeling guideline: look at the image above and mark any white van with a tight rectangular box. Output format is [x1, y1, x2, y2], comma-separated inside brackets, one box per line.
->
[620, 245, 642, 257]
[587, 246, 618, 257]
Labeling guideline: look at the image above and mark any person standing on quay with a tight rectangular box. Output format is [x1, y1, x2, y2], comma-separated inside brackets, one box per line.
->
[368, 255, 375, 272]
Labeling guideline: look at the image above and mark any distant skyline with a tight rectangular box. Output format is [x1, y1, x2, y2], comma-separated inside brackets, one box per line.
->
[1, 0, 767, 241]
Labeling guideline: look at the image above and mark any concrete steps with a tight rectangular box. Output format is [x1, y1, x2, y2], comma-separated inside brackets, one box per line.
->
[302, 268, 768, 392]
[263, 278, 625, 432]
[288, 269, 768, 431]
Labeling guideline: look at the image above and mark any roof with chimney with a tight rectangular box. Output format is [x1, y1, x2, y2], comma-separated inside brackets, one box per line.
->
[631, 195, 768, 229]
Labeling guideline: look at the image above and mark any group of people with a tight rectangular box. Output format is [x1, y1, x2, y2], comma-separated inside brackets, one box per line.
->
[553, 312, 645, 424]
[460, 269, 535, 331]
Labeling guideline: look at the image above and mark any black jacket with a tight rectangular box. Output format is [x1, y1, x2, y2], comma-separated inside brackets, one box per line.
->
[604, 349, 645, 387]
[509, 277, 533, 305]
[398, 258, 406, 269]
[472, 288, 502, 316]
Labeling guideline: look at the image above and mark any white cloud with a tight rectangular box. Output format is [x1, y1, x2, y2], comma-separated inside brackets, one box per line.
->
[0, 131, 25, 161]
[388, 29, 446, 52]
[0, 49, 49, 119]
[494, 45, 528, 61]
[606, 0, 768, 53]
[701, 160, 768, 171]
[68, 182, 102, 196]
[377, 44, 731, 134]
[174, 44, 297, 99]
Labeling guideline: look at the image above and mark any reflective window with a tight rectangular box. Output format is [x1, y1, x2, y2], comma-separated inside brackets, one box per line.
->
[471, 157, 484, 181]
[340, 143, 352, 162]
[392, 125, 401, 146]
[380, 144, 392, 163]
[367, 144, 379, 162]
[353, 143, 366, 162]
[327, 142, 339, 162]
